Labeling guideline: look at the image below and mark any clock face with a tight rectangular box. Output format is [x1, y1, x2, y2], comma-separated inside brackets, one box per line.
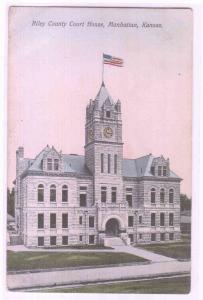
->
[103, 127, 113, 138]
[88, 129, 94, 141]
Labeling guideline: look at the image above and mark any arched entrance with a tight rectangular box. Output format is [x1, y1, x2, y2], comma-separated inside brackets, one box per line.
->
[105, 218, 120, 237]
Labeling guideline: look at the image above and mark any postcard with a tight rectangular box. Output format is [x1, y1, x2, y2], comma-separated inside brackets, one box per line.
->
[7, 6, 192, 295]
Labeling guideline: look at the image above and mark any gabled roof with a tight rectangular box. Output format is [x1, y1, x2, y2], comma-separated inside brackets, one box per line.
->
[95, 82, 115, 109]
[29, 145, 51, 171]
[23, 146, 91, 176]
[123, 154, 180, 179]
[62, 154, 91, 175]
[19, 147, 180, 180]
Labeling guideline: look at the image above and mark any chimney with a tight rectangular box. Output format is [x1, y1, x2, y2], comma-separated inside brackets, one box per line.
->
[16, 146, 24, 159]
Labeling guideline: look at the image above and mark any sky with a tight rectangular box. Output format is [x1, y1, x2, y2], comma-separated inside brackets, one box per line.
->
[7, 7, 192, 196]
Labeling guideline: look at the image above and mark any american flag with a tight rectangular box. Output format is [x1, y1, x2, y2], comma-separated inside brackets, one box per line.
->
[103, 54, 124, 67]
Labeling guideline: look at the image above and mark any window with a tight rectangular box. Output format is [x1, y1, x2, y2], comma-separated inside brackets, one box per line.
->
[101, 187, 107, 203]
[38, 237, 44, 246]
[54, 159, 59, 171]
[139, 233, 142, 240]
[158, 166, 162, 176]
[160, 233, 165, 241]
[101, 153, 104, 173]
[139, 215, 142, 224]
[160, 188, 165, 203]
[129, 234, 134, 243]
[79, 235, 83, 242]
[89, 235, 95, 244]
[126, 194, 132, 207]
[169, 189, 174, 203]
[50, 213, 56, 228]
[62, 213, 68, 228]
[151, 166, 155, 175]
[47, 158, 52, 170]
[151, 213, 156, 226]
[160, 213, 165, 226]
[62, 236, 68, 245]
[38, 213, 44, 229]
[151, 188, 156, 204]
[169, 233, 174, 240]
[114, 154, 117, 174]
[169, 213, 174, 226]
[79, 216, 83, 225]
[38, 184, 44, 202]
[50, 184, 56, 202]
[89, 216, 95, 228]
[108, 154, 111, 173]
[126, 188, 133, 192]
[80, 186, 87, 191]
[50, 236, 56, 246]
[128, 216, 134, 227]
[106, 111, 111, 118]
[151, 233, 156, 241]
[163, 166, 167, 176]
[111, 187, 117, 203]
[62, 185, 68, 202]
[80, 194, 87, 207]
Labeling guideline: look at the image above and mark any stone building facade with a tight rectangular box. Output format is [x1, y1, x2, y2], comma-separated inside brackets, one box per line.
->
[14, 82, 181, 247]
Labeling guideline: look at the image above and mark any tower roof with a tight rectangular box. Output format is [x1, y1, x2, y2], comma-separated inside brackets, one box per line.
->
[95, 81, 114, 109]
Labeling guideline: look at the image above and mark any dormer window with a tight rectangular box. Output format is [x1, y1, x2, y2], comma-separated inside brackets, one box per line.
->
[47, 158, 52, 170]
[54, 159, 59, 171]
[163, 166, 167, 176]
[158, 166, 162, 176]
[106, 111, 111, 118]
[151, 166, 155, 175]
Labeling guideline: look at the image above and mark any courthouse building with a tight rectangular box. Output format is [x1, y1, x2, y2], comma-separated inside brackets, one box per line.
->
[14, 82, 181, 247]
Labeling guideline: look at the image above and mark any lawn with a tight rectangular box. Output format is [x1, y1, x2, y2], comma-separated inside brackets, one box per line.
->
[43, 244, 112, 250]
[137, 238, 191, 260]
[7, 251, 148, 272]
[38, 276, 190, 294]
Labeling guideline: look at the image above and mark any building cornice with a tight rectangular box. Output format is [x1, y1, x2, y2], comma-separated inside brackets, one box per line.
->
[123, 176, 182, 182]
[84, 140, 124, 148]
[20, 170, 93, 180]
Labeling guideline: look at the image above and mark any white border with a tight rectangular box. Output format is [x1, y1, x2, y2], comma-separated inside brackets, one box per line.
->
[0, 1, 202, 300]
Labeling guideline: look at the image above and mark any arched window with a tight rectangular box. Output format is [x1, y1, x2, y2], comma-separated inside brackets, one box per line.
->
[38, 184, 44, 202]
[151, 188, 156, 204]
[62, 185, 68, 202]
[160, 188, 165, 203]
[169, 189, 174, 203]
[50, 184, 56, 202]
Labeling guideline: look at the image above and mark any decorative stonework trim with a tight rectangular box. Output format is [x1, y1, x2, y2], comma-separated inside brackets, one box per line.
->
[84, 141, 124, 148]
[20, 170, 93, 180]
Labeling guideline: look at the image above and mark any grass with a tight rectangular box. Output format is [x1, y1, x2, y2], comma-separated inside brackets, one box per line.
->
[37, 276, 190, 294]
[43, 244, 112, 250]
[137, 236, 191, 260]
[7, 251, 148, 272]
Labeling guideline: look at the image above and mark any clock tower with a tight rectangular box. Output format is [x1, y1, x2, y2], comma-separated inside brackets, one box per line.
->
[85, 81, 124, 205]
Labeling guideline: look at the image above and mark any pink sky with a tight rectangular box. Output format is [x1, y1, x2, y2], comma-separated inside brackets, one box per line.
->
[8, 7, 192, 196]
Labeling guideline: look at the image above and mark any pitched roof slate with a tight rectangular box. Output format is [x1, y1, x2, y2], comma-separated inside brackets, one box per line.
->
[22, 146, 180, 179]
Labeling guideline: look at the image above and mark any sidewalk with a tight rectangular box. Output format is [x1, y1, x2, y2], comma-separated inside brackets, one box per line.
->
[114, 246, 176, 262]
[7, 260, 190, 290]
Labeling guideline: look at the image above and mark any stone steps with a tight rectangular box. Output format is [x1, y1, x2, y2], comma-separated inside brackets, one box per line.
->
[104, 237, 126, 247]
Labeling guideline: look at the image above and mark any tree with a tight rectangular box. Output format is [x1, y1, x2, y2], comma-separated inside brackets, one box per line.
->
[7, 187, 15, 217]
[180, 194, 191, 211]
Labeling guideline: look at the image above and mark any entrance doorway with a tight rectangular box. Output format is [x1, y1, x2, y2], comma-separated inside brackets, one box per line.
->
[105, 218, 120, 237]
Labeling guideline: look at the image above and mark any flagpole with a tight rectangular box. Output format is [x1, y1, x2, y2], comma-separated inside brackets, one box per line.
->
[102, 54, 104, 83]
